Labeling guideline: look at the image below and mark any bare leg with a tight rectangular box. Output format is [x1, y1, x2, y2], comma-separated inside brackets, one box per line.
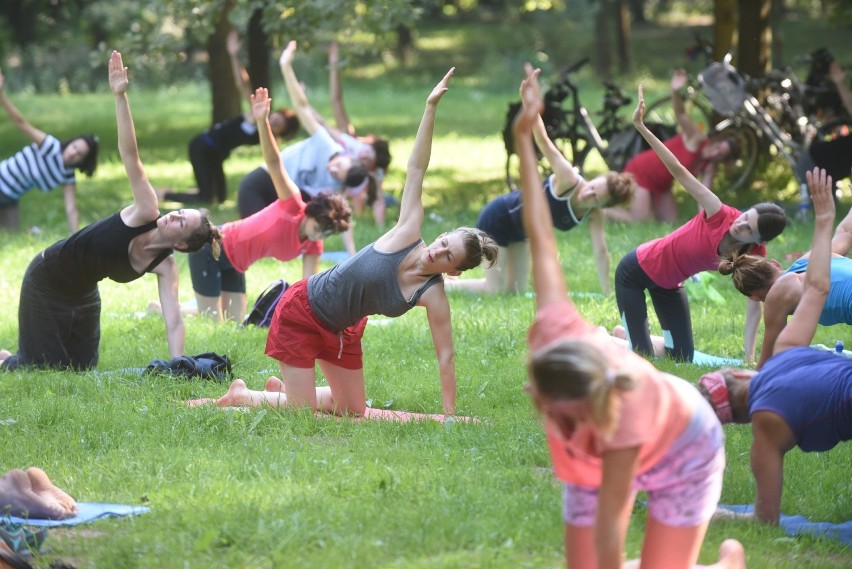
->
[195, 294, 223, 322]
[503, 241, 531, 293]
[654, 191, 679, 223]
[317, 360, 367, 415]
[0, 349, 10, 364]
[221, 292, 247, 323]
[186, 379, 289, 408]
[623, 538, 745, 569]
[611, 325, 666, 358]
[0, 468, 76, 520]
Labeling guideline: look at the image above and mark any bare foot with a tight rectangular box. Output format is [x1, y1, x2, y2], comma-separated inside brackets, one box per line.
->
[612, 325, 627, 340]
[0, 349, 10, 362]
[186, 379, 252, 408]
[185, 397, 218, 408]
[147, 300, 163, 315]
[0, 468, 75, 520]
[265, 376, 284, 392]
[717, 539, 746, 569]
[26, 468, 78, 518]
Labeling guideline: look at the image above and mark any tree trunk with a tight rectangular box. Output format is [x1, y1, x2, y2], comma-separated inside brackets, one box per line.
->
[615, 0, 631, 73]
[207, 0, 241, 124]
[737, 0, 772, 77]
[246, 8, 271, 92]
[594, 0, 613, 78]
[714, 0, 737, 61]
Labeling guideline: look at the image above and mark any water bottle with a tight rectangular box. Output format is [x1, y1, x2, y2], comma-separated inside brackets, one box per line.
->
[835, 340, 844, 355]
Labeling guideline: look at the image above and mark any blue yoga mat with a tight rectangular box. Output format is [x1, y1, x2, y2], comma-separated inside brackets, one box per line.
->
[8, 502, 150, 527]
[691, 350, 743, 367]
[321, 251, 350, 263]
[718, 504, 852, 545]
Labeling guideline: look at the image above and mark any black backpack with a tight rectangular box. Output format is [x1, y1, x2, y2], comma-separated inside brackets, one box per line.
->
[242, 279, 289, 328]
[144, 352, 232, 382]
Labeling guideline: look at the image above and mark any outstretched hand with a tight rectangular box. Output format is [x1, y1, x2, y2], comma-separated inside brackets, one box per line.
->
[829, 60, 846, 86]
[426, 68, 454, 105]
[226, 30, 241, 56]
[670, 68, 688, 92]
[329, 41, 340, 66]
[109, 50, 129, 96]
[515, 63, 543, 128]
[632, 84, 646, 127]
[280, 40, 297, 68]
[250, 87, 271, 123]
[807, 167, 835, 222]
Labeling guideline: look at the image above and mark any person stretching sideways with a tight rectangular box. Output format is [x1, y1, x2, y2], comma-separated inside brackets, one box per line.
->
[0, 51, 217, 371]
[446, 74, 634, 295]
[191, 69, 497, 418]
[720, 169, 852, 369]
[615, 86, 786, 363]
[186, 87, 350, 322]
[699, 168, 852, 526]
[516, 63, 745, 569]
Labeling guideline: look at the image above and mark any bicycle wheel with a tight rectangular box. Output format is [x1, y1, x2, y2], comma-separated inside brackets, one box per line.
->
[709, 119, 761, 195]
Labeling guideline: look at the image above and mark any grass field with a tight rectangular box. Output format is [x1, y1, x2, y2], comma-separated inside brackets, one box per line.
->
[0, 11, 850, 569]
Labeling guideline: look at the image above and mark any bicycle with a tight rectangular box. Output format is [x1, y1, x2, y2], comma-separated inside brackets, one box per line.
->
[502, 58, 673, 191]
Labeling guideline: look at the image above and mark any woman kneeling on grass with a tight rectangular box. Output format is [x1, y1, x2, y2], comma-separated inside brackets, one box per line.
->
[187, 86, 350, 322]
[516, 65, 745, 569]
[700, 168, 852, 526]
[0, 51, 217, 371]
[191, 69, 497, 418]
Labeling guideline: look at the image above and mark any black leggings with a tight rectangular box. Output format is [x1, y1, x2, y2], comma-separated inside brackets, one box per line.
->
[237, 166, 313, 219]
[614, 249, 694, 362]
[1, 254, 101, 371]
[165, 135, 227, 204]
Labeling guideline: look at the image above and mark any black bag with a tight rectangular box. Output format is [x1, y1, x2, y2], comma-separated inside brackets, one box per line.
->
[242, 279, 289, 328]
[144, 352, 232, 381]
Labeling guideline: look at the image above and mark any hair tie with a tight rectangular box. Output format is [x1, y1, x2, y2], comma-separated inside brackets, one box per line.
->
[699, 371, 734, 423]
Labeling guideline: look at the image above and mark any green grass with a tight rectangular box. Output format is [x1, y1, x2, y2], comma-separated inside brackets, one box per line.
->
[1, 13, 851, 569]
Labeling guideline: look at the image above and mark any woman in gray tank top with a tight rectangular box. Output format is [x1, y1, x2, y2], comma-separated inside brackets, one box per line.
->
[191, 69, 497, 419]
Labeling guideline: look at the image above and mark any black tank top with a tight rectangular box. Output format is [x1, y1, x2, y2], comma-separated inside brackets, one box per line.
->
[32, 212, 172, 298]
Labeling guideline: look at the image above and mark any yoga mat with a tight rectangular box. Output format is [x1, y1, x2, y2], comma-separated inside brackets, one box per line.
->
[8, 502, 150, 527]
[321, 251, 350, 263]
[718, 504, 852, 546]
[691, 350, 743, 367]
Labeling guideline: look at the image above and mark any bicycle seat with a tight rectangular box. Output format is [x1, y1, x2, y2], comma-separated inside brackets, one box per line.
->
[699, 62, 748, 116]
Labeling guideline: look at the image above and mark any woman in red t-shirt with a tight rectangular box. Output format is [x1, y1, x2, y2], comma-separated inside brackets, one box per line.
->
[515, 64, 745, 569]
[614, 87, 787, 363]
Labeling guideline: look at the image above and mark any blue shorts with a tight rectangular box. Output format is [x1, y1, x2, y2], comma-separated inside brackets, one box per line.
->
[188, 241, 246, 297]
[563, 391, 725, 528]
[476, 191, 525, 247]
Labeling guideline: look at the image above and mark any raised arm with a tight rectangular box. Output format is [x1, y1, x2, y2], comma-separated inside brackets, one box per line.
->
[774, 168, 835, 355]
[251, 87, 299, 202]
[633, 85, 722, 216]
[670, 69, 704, 143]
[109, 50, 159, 224]
[377, 68, 453, 250]
[515, 64, 567, 309]
[226, 31, 254, 109]
[279, 41, 322, 135]
[328, 42, 356, 136]
[532, 114, 581, 193]
[0, 68, 46, 145]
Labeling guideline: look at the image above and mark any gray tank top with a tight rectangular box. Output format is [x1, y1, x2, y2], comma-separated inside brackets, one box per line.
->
[307, 238, 443, 331]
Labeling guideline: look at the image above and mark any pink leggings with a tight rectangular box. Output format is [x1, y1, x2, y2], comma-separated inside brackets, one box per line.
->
[563, 395, 725, 528]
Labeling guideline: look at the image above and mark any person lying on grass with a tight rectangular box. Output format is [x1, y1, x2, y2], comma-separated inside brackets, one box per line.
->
[700, 168, 852, 526]
[614, 85, 786, 364]
[0, 51, 217, 371]
[719, 171, 852, 369]
[0, 468, 77, 520]
[516, 64, 746, 569]
[445, 75, 634, 296]
[188, 68, 497, 418]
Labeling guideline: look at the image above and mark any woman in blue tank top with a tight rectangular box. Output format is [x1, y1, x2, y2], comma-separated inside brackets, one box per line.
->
[190, 69, 498, 419]
[700, 168, 852, 525]
[719, 174, 852, 368]
[0, 51, 219, 372]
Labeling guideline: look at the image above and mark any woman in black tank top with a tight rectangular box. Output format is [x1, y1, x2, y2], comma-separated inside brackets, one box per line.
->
[190, 68, 497, 421]
[0, 51, 218, 372]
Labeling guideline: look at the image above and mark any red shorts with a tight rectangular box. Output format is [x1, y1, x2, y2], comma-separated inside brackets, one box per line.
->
[264, 279, 367, 370]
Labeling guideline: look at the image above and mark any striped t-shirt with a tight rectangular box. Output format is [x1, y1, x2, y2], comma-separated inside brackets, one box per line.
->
[0, 135, 76, 202]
